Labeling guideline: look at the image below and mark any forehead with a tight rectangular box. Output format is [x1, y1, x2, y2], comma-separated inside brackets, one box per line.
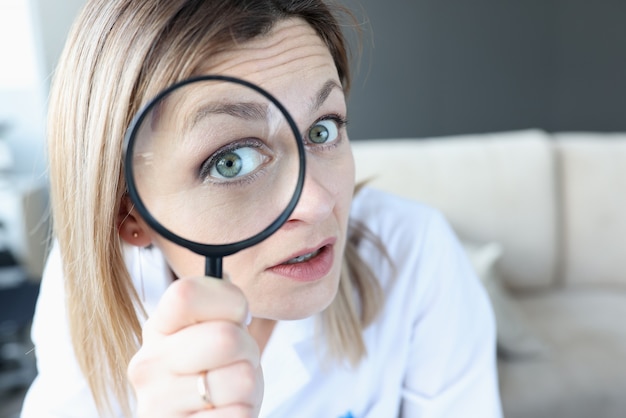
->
[199, 18, 340, 92]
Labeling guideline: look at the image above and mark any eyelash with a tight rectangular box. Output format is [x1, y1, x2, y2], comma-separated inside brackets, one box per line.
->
[305, 113, 349, 148]
[198, 138, 268, 186]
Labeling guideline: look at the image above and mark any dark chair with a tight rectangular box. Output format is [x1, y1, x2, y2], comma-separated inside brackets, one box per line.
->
[0, 246, 39, 392]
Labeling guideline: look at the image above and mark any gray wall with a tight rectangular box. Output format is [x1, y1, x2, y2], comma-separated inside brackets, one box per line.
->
[343, 0, 626, 140]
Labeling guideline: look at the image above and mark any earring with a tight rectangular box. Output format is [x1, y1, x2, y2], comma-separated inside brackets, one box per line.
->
[133, 232, 139, 239]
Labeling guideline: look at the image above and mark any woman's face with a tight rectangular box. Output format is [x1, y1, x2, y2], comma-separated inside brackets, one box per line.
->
[143, 18, 355, 320]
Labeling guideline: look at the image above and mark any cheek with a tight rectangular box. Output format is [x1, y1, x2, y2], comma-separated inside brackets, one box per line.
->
[221, 250, 257, 284]
[335, 144, 356, 221]
[345, 146, 356, 196]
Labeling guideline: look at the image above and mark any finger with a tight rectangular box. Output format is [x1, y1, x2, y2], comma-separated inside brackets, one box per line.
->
[130, 371, 188, 418]
[206, 361, 262, 409]
[128, 348, 193, 418]
[162, 321, 260, 373]
[132, 362, 260, 413]
[128, 346, 259, 415]
[147, 276, 249, 337]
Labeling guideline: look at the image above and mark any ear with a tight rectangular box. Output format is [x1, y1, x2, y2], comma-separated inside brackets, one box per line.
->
[118, 195, 153, 247]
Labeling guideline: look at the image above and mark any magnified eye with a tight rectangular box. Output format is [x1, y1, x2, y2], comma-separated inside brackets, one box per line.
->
[308, 119, 339, 144]
[214, 151, 243, 178]
[202, 143, 269, 181]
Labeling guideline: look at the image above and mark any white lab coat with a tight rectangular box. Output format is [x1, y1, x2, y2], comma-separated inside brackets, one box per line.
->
[21, 187, 502, 417]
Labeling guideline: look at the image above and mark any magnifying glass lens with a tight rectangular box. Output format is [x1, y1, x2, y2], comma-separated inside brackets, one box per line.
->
[129, 78, 301, 246]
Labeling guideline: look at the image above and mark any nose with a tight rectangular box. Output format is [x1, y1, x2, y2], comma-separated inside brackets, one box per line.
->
[286, 159, 335, 226]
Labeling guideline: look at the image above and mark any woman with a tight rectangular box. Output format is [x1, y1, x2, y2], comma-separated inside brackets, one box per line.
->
[21, 0, 502, 417]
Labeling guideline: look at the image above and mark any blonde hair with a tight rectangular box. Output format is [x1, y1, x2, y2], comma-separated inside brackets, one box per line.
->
[48, 0, 383, 415]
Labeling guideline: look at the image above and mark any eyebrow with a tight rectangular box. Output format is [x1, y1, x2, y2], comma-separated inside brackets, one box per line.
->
[311, 79, 343, 112]
[190, 101, 269, 128]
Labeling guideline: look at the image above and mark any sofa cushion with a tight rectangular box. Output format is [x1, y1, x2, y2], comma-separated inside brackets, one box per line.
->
[499, 288, 626, 418]
[462, 240, 546, 358]
[554, 132, 626, 287]
[351, 129, 558, 290]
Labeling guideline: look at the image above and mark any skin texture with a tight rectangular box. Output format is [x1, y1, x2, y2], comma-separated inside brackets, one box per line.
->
[123, 18, 355, 417]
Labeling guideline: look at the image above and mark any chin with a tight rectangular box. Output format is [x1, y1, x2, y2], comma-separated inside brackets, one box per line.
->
[282, 296, 337, 320]
[253, 270, 341, 321]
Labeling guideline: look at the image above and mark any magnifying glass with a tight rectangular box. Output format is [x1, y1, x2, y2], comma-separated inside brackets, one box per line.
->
[123, 75, 305, 278]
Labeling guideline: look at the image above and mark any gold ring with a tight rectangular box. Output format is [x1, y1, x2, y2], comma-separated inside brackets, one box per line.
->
[197, 371, 215, 410]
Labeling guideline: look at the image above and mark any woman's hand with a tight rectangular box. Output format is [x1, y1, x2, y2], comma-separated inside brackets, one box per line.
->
[128, 276, 263, 417]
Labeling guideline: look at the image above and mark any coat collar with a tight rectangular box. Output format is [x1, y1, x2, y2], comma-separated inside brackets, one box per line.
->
[260, 315, 319, 415]
[127, 245, 174, 319]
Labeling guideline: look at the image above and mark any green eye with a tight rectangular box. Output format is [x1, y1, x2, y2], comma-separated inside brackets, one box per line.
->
[215, 152, 243, 178]
[308, 119, 339, 144]
[205, 145, 268, 181]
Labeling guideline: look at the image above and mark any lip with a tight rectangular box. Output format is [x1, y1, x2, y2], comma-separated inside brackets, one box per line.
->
[267, 237, 337, 282]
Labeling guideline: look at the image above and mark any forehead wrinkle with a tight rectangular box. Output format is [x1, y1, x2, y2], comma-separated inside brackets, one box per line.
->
[204, 19, 330, 75]
[210, 43, 331, 78]
[249, 53, 335, 83]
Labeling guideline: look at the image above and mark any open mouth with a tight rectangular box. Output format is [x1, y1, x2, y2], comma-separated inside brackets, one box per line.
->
[283, 248, 323, 265]
[268, 241, 335, 281]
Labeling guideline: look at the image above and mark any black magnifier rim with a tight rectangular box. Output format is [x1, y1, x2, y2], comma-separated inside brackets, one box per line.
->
[123, 74, 306, 258]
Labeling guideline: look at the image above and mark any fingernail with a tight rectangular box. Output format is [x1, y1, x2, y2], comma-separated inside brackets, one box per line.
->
[245, 310, 252, 326]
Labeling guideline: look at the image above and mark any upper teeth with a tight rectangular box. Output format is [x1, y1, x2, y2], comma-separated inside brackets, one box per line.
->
[285, 249, 320, 264]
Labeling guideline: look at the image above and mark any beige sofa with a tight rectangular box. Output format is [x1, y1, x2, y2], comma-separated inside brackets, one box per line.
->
[351, 130, 626, 418]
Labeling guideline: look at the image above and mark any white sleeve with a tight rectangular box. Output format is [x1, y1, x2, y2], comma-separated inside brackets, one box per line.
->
[20, 242, 102, 417]
[399, 211, 503, 418]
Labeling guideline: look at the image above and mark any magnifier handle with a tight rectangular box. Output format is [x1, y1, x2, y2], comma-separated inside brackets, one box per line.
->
[205, 257, 223, 279]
